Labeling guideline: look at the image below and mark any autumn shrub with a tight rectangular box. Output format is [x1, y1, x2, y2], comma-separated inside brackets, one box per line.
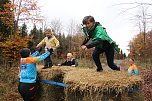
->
[0, 66, 21, 101]
[0, 34, 28, 67]
[140, 69, 152, 101]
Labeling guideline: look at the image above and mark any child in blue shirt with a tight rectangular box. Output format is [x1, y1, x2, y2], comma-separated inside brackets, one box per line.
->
[18, 48, 53, 101]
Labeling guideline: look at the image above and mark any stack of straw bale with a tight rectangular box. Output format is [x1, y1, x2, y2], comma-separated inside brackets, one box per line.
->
[37, 66, 144, 101]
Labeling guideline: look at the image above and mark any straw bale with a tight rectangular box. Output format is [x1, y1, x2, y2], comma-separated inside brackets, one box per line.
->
[37, 66, 78, 80]
[36, 66, 78, 101]
[36, 66, 143, 101]
[64, 68, 143, 93]
[63, 68, 143, 101]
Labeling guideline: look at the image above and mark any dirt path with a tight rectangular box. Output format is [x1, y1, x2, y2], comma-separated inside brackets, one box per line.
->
[102, 60, 127, 71]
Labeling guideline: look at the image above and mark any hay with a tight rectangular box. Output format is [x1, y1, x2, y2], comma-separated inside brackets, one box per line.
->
[63, 67, 143, 101]
[64, 68, 143, 93]
[36, 66, 143, 101]
[36, 66, 78, 101]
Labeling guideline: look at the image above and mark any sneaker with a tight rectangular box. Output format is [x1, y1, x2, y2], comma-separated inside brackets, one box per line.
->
[48, 64, 53, 68]
[115, 67, 120, 71]
[48, 66, 52, 68]
[42, 66, 49, 69]
[96, 68, 103, 72]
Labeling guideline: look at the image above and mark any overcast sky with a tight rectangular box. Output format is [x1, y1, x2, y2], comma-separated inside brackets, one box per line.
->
[37, 0, 151, 55]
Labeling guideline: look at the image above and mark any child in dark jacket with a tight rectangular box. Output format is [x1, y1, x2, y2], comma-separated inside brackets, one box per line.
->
[18, 48, 53, 101]
[58, 53, 78, 67]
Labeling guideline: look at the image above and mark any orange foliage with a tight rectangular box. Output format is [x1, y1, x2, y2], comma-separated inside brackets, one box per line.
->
[128, 31, 152, 60]
[0, 2, 14, 31]
[0, 34, 28, 63]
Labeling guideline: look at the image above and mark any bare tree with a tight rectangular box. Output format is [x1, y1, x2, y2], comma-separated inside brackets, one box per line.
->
[50, 18, 63, 34]
[117, 1, 152, 43]
[67, 19, 78, 35]
[40, 17, 49, 32]
[135, 6, 148, 44]
[66, 19, 78, 50]
[11, 0, 42, 33]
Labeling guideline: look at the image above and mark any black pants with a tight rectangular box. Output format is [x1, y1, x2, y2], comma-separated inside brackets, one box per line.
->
[44, 55, 53, 67]
[92, 43, 118, 70]
[18, 82, 39, 101]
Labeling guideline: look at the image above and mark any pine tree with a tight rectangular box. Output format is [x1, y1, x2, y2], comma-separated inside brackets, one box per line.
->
[30, 25, 39, 45]
[20, 23, 28, 37]
[0, 0, 14, 38]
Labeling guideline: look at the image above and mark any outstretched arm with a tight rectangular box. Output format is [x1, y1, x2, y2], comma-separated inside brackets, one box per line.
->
[85, 38, 103, 49]
[81, 37, 90, 46]
[37, 49, 53, 61]
[31, 49, 53, 63]
[73, 59, 78, 67]
[31, 47, 42, 57]
[61, 60, 67, 66]
[31, 51, 39, 57]
[36, 38, 45, 48]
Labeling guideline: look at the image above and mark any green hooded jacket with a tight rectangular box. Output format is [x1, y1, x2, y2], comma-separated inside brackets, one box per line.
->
[82, 22, 119, 53]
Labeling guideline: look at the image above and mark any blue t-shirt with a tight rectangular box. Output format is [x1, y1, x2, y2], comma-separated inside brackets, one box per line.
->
[19, 51, 50, 83]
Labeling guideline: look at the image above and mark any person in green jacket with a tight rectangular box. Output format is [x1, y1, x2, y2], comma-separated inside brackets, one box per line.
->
[81, 15, 120, 72]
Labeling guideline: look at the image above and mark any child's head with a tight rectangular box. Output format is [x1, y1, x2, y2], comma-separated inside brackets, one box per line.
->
[129, 58, 134, 64]
[20, 48, 31, 58]
[66, 53, 73, 61]
[44, 28, 53, 38]
[82, 15, 95, 30]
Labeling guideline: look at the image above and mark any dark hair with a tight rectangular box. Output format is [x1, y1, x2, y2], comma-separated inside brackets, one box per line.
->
[131, 58, 134, 61]
[20, 48, 30, 58]
[82, 15, 95, 24]
[130, 58, 134, 62]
